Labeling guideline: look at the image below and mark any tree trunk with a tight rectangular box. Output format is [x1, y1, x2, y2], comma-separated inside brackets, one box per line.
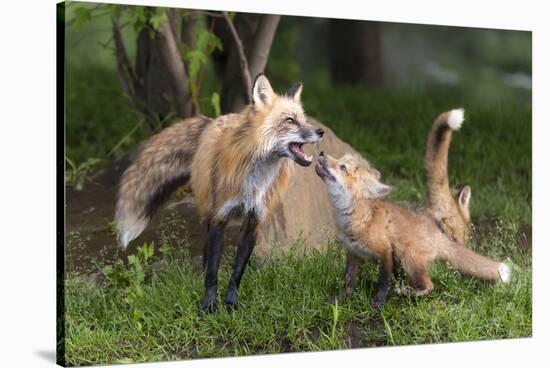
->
[155, 18, 193, 118]
[329, 19, 383, 87]
[220, 13, 261, 113]
[134, 27, 174, 128]
[247, 15, 280, 82]
[220, 14, 280, 113]
[128, 9, 193, 128]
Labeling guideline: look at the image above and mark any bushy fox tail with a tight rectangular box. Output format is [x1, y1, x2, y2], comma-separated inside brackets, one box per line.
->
[440, 239, 511, 283]
[424, 108, 464, 200]
[115, 117, 210, 249]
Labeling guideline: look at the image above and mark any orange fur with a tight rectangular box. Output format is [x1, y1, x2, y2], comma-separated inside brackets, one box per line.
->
[424, 109, 471, 245]
[316, 152, 510, 303]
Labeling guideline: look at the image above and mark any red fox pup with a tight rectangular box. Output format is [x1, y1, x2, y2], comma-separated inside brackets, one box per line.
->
[315, 152, 511, 309]
[116, 74, 324, 312]
[425, 108, 471, 245]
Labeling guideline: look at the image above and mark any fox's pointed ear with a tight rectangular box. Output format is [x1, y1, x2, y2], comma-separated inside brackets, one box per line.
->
[458, 185, 471, 209]
[285, 82, 303, 101]
[252, 74, 274, 107]
[363, 178, 392, 198]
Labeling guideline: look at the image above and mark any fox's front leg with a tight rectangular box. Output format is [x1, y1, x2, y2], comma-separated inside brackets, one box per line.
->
[201, 220, 226, 313]
[224, 213, 259, 309]
[372, 250, 393, 310]
[330, 251, 362, 303]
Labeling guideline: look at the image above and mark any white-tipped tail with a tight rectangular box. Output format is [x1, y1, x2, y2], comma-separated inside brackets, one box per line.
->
[447, 108, 465, 130]
[116, 212, 148, 250]
[499, 263, 512, 283]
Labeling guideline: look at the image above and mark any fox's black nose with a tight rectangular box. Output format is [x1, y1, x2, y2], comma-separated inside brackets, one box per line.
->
[316, 128, 324, 137]
[320, 151, 325, 156]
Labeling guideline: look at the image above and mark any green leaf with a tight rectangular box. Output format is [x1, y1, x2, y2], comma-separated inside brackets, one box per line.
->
[130, 7, 147, 32]
[195, 29, 223, 54]
[184, 50, 207, 84]
[149, 13, 168, 30]
[211, 92, 221, 117]
[73, 7, 92, 31]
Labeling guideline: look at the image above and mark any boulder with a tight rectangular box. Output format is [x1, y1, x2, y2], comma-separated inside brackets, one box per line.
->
[255, 118, 357, 255]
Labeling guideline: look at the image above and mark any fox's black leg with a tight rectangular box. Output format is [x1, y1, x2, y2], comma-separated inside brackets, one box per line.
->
[201, 221, 225, 313]
[372, 251, 393, 310]
[224, 213, 259, 309]
[202, 222, 210, 271]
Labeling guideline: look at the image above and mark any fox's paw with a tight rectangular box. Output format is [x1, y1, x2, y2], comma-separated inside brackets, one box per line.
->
[224, 289, 239, 311]
[201, 290, 219, 314]
[201, 300, 218, 314]
[499, 263, 512, 284]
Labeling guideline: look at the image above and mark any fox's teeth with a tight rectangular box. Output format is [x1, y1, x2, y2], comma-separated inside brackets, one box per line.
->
[305, 154, 312, 161]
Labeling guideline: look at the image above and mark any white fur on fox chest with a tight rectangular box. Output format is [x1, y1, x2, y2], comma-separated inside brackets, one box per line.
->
[217, 157, 282, 220]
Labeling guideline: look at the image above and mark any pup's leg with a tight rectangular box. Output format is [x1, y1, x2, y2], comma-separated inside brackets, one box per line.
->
[201, 220, 226, 313]
[372, 250, 393, 310]
[224, 213, 259, 309]
[401, 257, 434, 298]
[331, 251, 363, 303]
[345, 251, 362, 292]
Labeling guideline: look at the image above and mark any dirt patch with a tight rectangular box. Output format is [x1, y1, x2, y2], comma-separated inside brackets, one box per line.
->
[347, 315, 388, 348]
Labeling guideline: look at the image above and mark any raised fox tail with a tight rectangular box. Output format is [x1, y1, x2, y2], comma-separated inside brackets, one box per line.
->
[115, 117, 210, 249]
[424, 108, 464, 201]
[440, 239, 511, 283]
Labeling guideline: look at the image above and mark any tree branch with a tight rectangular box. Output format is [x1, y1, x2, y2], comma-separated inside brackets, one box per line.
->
[222, 11, 252, 104]
[155, 11, 193, 117]
[246, 15, 280, 79]
[112, 18, 139, 102]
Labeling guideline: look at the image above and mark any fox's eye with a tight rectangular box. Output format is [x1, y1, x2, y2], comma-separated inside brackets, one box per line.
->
[340, 164, 347, 172]
[285, 117, 297, 125]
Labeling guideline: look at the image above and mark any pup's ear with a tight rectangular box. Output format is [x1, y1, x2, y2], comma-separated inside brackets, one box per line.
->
[360, 177, 392, 198]
[369, 180, 392, 198]
[370, 168, 381, 180]
[458, 185, 471, 210]
[252, 74, 275, 107]
[285, 82, 303, 101]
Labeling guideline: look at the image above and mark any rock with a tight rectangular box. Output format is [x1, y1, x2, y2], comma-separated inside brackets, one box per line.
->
[255, 118, 356, 255]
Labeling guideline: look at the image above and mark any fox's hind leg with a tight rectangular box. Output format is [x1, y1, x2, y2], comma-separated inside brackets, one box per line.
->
[401, 257, 434, 298]
[201, 220, 226, 313]
[224, 213, 259, 309]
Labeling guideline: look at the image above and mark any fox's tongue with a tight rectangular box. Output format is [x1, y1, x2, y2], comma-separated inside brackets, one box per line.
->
[289, 143, 312, 166]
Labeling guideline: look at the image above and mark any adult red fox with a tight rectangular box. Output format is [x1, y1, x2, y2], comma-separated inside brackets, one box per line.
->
[425, 108, 471, 245]
[315, 152, 511, 309]
[116, 74, 324, 312]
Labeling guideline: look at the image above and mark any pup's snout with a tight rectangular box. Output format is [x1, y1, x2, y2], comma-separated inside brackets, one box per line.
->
[315, 128, 325, 138]
[319, 151, 325, 156]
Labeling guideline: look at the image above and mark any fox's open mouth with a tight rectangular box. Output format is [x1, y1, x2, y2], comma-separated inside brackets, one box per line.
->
[315, 161, 335, 181]
[288, 142, 313, 166]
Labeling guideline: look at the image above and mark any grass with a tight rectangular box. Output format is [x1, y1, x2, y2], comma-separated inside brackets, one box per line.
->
[63, 235, 530, 366]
